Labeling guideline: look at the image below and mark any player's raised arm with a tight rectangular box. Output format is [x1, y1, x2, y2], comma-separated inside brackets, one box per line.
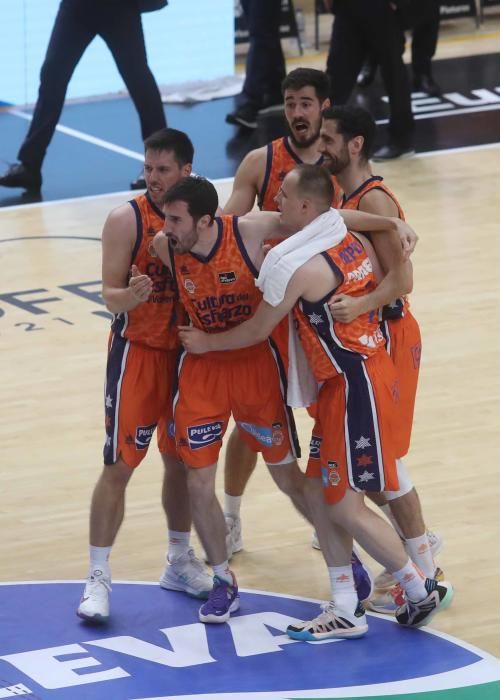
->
[338, 208, 418, 257]
[222, 147, 267, 215]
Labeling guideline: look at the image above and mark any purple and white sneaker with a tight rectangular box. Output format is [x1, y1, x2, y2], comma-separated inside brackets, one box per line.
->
[199, 573, 240, 624]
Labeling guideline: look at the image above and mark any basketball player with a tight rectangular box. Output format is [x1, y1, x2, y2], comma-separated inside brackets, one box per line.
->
[318, 105, 443, 613]
[153, 175, 416, 624]
[221, 68, 334, 559]
[77, 129, 212, 624]
[178, 165, 453, 638]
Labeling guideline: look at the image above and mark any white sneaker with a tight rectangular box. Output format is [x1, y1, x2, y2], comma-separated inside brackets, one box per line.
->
[225, 515, 243, 559]
[160, 548, 213, 599]
[77, 571, 111, 623]
[287, 601, 368, 641]
[374, 530, 443, 590]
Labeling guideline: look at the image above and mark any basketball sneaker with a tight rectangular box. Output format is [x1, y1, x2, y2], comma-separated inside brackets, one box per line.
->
[77, 570, 111, 623]
[160, 548, 212, 599]
[198, 573, 240, 623]
[287, 601, 368, 641]
[374, 530, 443, 590]
[368, 567, 445, 616]
[396, 578, 454, 628]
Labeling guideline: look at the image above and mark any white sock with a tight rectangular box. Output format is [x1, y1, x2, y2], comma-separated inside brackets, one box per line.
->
[213, 561, 232, 584]
[89, 545, 111, 578]
[405, 533, 435, 578]
[168, 530, 190, 560]
[392, 558, 427, 602]
[380, 503, 405, 539]
[224, 494, 242, 520]
[328, 565, 358, 613]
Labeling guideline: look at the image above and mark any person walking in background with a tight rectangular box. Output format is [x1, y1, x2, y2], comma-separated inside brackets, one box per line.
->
[0, 0, 167, 194]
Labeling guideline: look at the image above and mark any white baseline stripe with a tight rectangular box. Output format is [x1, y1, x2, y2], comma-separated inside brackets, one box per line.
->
[9, 108, 145, 161]
[375, 100, 500, 126]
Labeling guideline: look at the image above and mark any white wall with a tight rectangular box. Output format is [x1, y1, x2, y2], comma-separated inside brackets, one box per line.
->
[0, 0, 235, 106]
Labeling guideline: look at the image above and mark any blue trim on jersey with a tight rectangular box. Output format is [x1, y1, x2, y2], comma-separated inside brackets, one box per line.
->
[258, 143, 274, 210]
[145, 191, 166, 220]
[342, 176, 384, 207]
[343, 362, 383, 492]
[103, 333, 128, 466]
[233, 216, 259, 278]
[129, 199, 143, 263]
[189, 218, 223, 263]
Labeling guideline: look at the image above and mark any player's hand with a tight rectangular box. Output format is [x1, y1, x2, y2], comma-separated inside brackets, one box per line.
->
[394, 220, 418, 258]
[178, 325, 211, 354]
[128, 264, 153, 303]
[328, 294, 363, 323]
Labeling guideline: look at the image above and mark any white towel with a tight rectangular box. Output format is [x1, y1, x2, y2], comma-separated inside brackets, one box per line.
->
[257, 208, 347, 407]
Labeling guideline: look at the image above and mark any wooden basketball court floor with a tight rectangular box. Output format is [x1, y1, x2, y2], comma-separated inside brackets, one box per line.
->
[1, 140, 499, 663]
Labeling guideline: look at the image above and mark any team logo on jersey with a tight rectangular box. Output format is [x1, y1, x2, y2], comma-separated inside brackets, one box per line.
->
[218, 271, 237, 284]
[184, 279, 196, 294]
[308, 434, 322, 460]
[187, 421, 223, 449]
[135, 423, 156, 449]
[1, 582, 499, 699]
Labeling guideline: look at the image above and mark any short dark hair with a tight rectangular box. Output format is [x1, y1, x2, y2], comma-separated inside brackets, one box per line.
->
[321, 105, 376, 161]
[163, 176, 218, 223]
[282, 68, 330, 102]
[144, 128, 194, 167]
[293, 164, 333, 211]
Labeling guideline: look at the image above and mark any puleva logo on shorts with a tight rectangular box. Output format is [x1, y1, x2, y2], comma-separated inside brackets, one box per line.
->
[0, 582, 499, 700]
[187, 421, 223, 450]
[135, 423, 156, 450]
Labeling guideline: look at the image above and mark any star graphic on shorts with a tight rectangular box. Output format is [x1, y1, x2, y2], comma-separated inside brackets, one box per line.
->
[357, 454, 373, 467]
[354, 436, 371, 449]
[308, 312, 323, 325]
[388, 300, 400, 309]
[358, 470, 375, 483]
[105, 436, 112, 447]
[105, 394, 113, 408]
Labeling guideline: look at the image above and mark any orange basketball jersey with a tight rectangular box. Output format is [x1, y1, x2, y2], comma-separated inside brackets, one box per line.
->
[173, 215, 263, 342]
[293, 232, 385, 381]
[341, 175, 409, 321]
[111, 193, 182, 350]
[258, 136, 342, 210]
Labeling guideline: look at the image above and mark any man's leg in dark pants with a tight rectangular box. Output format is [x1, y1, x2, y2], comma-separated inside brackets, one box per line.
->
[241, 0, 285, 108]
[367, 1, 414, 157]
[412, 0, 441, 94]
[326, 9, 366, 106]
[100, 5, 166, 140]
[18, 1, 94, 175]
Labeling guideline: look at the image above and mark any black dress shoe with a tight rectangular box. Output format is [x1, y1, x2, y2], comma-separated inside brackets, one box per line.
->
[130, 172, 146, 190]
[372, 143, 415, 161]
[0, 163, 42, 192]
[357, 60, 378, 88]
[413, 74, 441, 97]
[225, 103, 258, 129]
